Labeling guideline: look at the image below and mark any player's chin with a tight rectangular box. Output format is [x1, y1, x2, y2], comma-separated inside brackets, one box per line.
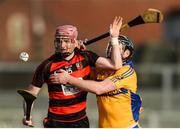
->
[60, 50, 66, 53]
[60, 49, 68, 52]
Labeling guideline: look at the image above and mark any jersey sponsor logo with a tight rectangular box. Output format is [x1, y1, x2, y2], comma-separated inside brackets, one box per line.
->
[100, 88, 128, 96]
[53, 65, 73, 74]
[62, 77, 82, 96]
[61, 84, 81, 96]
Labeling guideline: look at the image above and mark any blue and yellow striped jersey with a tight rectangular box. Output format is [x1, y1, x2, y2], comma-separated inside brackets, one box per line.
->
[96, 64, 142, 128]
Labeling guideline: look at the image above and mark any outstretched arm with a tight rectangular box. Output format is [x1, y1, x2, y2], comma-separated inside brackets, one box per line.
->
[49, 69, 116, 95]
[68, 76, 116, 95]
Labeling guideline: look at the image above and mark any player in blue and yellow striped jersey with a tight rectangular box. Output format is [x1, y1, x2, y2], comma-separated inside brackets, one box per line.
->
[51, 35, 143, 128]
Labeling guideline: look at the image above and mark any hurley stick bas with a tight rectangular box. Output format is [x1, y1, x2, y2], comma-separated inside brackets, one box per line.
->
[17, 89, 37, 127]
[84, 8, 163, 45]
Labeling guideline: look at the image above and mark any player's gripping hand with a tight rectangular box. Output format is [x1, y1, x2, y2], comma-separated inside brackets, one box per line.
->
[50, 69, 71, 84]
[76, 39, 87, 50]
[110, 16, 123, 37]
[22, 116, 34, 127]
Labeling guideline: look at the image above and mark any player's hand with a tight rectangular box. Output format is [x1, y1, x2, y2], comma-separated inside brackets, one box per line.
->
[110, 16, 123, 37]
[49, 69, 71, 84]
[76, 39, 87, 50]
[22, 116, 34, 127]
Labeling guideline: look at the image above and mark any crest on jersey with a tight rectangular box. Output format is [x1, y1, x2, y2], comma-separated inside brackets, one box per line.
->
[76, 62, 83, 70]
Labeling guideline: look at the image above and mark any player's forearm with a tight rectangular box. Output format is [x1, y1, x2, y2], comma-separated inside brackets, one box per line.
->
[110, 43, 123, 69]
[68, 76, 116, 95]
[27, 85, 41, 96]
[109, 16, 123, 70]
[68, 76, 100, 94]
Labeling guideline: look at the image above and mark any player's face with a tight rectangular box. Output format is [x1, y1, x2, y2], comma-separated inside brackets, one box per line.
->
[106, 43, 131, 60]
[121, 45, 131, 60]
[54, 36, 76, 55]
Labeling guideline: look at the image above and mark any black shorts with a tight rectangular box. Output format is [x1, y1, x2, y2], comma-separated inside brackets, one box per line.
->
[43, 116, 89, 128]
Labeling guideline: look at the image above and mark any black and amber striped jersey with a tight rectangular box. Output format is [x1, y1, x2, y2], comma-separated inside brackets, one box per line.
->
[31, 48, 99, 122]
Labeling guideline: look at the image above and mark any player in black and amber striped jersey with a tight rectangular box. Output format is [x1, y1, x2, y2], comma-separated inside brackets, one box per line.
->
[22, 17, 123, 127]
[33, 48, 99, 127]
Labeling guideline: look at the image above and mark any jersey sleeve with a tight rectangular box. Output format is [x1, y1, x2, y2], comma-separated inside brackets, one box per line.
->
[108, 65, 137, 92]
[31, 58, 51, 88]
[84, 50, 100, 67]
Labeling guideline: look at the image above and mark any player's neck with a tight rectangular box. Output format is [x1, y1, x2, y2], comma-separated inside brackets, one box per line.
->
[64, 52, 75, 61]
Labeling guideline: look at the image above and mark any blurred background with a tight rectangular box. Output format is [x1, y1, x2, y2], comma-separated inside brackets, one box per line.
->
[0, 0, 180, 127]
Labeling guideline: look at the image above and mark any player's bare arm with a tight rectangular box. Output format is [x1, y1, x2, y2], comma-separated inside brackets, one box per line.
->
[27, 85, 41, 95]
[95, 16, 123, 70]
[49, 69, 116, 95]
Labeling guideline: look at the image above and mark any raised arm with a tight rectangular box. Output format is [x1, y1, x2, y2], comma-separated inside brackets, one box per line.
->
[95, 16, 123, 70]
